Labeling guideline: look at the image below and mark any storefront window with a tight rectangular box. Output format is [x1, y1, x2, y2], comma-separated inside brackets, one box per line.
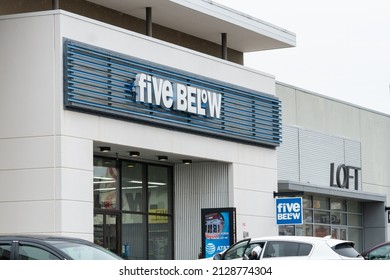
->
[313, 210, 330, 224]
[303, 209, 313, 223]
[348, 214, 362, 227]
[314, 225, 330, 237]
[94, 157, 173, 259]
[296, 224, 313, 236]
[313, 196, 329, 210]
[331, 227, 347, 240]
[148, 165, 170, 215]
[302, 196, 313, 208]
[121, 162, 144, 212]
[148, 215, 173, 259]
[331, 212, 347, 225]
[122, 213, 146, 260]
[93, 158, 119, 210]
[330, 198, 347, 211]
[278, 195, 363, 249]
[279, 225, 295, 236]
[348, 200, 362, 213]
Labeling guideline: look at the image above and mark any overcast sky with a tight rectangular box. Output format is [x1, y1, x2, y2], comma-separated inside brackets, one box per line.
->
[214, 0, 390, 115]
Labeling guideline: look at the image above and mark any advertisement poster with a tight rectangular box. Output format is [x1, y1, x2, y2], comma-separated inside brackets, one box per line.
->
[201, 207, 236, 258]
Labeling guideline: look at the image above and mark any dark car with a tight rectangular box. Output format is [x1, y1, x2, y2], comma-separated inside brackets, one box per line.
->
[0, 235, 123, 260]
[361, 241, 390, 260]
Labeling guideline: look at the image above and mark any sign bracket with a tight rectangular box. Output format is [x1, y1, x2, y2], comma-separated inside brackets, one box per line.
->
[273, 191, 304, 198]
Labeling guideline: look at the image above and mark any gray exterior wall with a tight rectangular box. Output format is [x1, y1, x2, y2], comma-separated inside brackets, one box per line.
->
[174, 162, 230, 260]
[278, 125, 362, 189]
[276, 82, 390, 248]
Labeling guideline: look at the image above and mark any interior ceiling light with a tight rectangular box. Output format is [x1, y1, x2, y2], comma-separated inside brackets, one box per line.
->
[182, 159, 192, 165]
[129, 151, 140, 157]
[158, 155, 168, 161]
[99, 146, 111, 152]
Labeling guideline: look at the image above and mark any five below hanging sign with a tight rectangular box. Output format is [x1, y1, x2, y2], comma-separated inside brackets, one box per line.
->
[276, 197, 303, 225]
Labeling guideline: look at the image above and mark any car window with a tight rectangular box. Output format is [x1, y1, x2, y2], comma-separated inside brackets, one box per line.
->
[366, 244, 390, 260]
[0, 244, 12, 260]
[223, 239, 250, 260]
[53, 242, 122, 260]
[332, 242, 360, 258]
[18, 244, 62, 260]
[263, 241, 312, 258]
[244, 242, 265, 259]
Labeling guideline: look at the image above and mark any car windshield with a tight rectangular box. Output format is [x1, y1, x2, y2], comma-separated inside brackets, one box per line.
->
[48, 241, 122, 260]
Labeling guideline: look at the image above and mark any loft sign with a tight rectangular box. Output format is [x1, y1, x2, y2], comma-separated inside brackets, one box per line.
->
[134, 73, 222, 118]
[330, 163, 361, 190]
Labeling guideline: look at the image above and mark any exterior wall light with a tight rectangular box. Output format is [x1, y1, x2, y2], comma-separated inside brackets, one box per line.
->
[100, 146, 111, 152]
[129, 151, 140, 157]
[182, 159, 192, 165]
[158, 156, 168, 161]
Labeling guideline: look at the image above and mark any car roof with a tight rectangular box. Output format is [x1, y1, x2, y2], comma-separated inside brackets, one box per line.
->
[361, 241, 390, 255]
[0, 234, 92, 244]
[248, 235, 354, 247]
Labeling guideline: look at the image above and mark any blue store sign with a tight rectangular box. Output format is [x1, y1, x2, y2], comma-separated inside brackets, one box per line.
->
[276, 197, 303, 225]
[63, 39, 282, 148]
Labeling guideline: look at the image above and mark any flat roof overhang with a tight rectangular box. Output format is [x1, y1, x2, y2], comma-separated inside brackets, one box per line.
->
[278, 180, 386, 202]
[86, 0, 296, 52]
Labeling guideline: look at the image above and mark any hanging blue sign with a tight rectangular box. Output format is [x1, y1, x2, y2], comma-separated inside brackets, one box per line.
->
[276, 197, 303, 225]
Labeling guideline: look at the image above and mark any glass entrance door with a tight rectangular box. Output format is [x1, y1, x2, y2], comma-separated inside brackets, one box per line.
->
[331, 226, 347, 240]
[94, 213, 120, 256]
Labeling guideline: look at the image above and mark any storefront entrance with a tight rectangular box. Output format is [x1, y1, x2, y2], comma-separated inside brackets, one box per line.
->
[93, 156, 173, 259]
[94, 212, 120, 254]
[331, 226, 347, 240]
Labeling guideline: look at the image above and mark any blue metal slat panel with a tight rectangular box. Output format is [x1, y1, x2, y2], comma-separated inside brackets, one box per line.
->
[63, 39, 282, 147]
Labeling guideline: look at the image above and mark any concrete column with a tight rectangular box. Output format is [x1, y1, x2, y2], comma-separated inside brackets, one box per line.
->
[221, 33, 227, 60]
[52, 0, 59, 10]
[146, 7, 152, 37]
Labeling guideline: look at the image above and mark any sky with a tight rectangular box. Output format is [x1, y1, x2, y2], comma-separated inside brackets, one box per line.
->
[214, 0, 390, 115]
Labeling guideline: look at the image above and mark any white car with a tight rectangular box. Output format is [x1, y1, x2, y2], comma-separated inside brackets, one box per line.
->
[212, 235, 364, 260]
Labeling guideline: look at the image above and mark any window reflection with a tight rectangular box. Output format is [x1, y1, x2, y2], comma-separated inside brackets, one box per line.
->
[122, 162, 144, 212]
[122, 213, 146, 260]
[278, 195, 363, 249]
[93, 159, 118, 209]
[330, 199, 346, 211]
[314, 225, 330, 237]
[148, 165, 169, 214]
[148, 215, 172, 260]
[313, 196, 329, 210]
[94, 157, 173, 260]
[330, 212, 347, 225]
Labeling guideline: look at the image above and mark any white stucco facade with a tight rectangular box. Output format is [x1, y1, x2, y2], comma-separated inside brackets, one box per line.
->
[0, 10, 281, 258]
[1, 1, 389, 260]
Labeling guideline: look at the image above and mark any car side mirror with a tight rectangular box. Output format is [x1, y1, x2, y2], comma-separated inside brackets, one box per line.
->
[213, 254, 222, 260]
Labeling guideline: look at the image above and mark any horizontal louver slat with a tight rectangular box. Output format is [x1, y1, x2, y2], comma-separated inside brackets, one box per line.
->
[64, 39, 282, 147]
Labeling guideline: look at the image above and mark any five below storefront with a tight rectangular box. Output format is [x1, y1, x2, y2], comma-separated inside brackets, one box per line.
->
[63, 38, 282, 259]
[1, 9, 288, 261]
